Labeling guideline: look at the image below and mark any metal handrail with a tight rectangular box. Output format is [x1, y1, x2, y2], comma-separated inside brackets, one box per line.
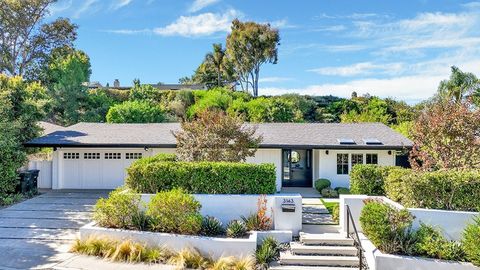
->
[346, 204, 368, 270]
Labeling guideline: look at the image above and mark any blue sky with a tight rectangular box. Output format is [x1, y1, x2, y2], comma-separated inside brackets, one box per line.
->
[49, 0, 480, 103]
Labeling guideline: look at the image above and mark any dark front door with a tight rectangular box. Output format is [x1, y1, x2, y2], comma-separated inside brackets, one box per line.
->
[282, 149, 313, 187]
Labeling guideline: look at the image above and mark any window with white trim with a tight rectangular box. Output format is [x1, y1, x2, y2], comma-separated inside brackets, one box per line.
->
[337, 153, 349, 175]
[351, 154, 363, 167]
[105, 153, 122, 159]
[63, 152, 80, 159]
[84, 153, 100, 159]
[126, 153, 143, 159]
[366, 153, 378, 164]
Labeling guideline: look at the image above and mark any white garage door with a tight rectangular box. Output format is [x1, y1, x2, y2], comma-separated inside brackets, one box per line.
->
[60, 150, 144, 189]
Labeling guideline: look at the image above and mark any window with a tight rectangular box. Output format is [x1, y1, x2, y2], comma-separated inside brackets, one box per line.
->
[63, 153, 79, 159]
[337, 154, 349, 174]
[366, 154, 378, 164]
[126, 153, 143, 159]
[351, 154, 363, 167]
[84, 153, 100, 159]
[105, 153, 121, 159]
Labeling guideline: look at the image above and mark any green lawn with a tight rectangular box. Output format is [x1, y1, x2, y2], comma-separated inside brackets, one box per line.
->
[321, 199, 340, 224]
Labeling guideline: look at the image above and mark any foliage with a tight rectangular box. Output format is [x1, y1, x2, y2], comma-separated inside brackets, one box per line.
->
[462, 217, 480, 266]
[229, 96, 302, 123]
[93, 188, 142, 229]
[314, 179, 331, 192]
[174, 109, 262, 162]
[391, 121, 414, 139]
[321, 199, 339, 224]
[46, 48, 91, 125]
[241, 196, 272, 231]
[226, 19, 280, 96]
[413, 224, 465, 261]
[335, 187, 351, 195]
[0, 0, 77, 79]
[409, 100, 480, 170]
[200, 216, 225, 236]
[321, 188, 338, 198]
[106, 100, 167, 123]
[350, 165, 396, 195]
[129, 84, 163, 103]
[226, 220, 248, 238]
[383, 167, 411, 203]
[255, 237, 279, 268]
[398, 170, 480, 211]
[167, 248, 211, 269]
[340, 97, 391, 124]
[210, 256, 255, 270]
[81, 89, 121, 122]
[359, 199, 415, 254]
[437, 66, 480, 104]
[146, 188, 202, 235]
[187, 89, 234, 118]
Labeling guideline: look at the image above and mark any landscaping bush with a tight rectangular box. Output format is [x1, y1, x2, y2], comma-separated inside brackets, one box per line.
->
[399, 170, 480, 211]
[255, 237, 279, 268]
[335, 187, 350, 195]
[93, 188, 142, 229]
[242, 195, 272, 231]
[331, 203, 340, 223]
[314, 178, 331, 192]
[226, 220, 248, 238]
[200, 216, 224, 236]
[462, 217, 480, 266]
[146, 189, 202, 235]
[321, 187, 338, 198]
[126, 160, 276, 194]
[359, 199, 415, 254]
[350, 165, 397, 195]
[413, 223, 465, 261]
[384, 167, 412, 203]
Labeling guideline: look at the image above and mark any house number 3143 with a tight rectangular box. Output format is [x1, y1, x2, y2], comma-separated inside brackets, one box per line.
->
[283, 198, 294, 203]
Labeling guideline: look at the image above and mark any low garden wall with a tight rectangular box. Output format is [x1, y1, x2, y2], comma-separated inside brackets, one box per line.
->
[339, 195, 478, 241]
[141, 193, 303, 235]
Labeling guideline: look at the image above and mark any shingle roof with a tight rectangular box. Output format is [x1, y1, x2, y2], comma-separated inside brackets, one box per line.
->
[25, 122, 412, 149]
[37, 121, 64, 136]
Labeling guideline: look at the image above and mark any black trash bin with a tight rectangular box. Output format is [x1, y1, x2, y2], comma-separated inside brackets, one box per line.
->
[17, 170, 39, 193]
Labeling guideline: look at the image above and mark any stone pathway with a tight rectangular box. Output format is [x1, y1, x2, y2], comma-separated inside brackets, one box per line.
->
[302, 198, 336, 225]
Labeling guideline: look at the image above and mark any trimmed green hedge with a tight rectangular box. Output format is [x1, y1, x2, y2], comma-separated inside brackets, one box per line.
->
[126, 157, 276, 194]
[350, 165, 397, 195]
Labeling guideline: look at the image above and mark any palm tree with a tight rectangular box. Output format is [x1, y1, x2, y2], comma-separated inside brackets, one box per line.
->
[438, 66, 480, 103]
[205, 43, 226, 87]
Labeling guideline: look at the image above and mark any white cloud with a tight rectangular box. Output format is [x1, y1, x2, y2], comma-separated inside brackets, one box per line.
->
[153, 9, 240, 37]
[308, 62, 404, 76]
[48, 0, 72, 16]
[105, 29, 151, 35]
[259, 77, 293, 83]
[73, 0, 98, 18]
[312, 25, 346, 32]
[188, 0, 220, 13]
[111, 0, 133, 10]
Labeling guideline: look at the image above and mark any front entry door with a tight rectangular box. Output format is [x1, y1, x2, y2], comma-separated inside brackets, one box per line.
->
[282, 149, 313, 187]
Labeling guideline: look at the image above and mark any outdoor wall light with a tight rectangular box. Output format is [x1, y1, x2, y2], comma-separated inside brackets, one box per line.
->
[144, 146, 149, 151]
[325, 150, 329, 155]
[388, 150, 392, 155]
[53, 147, 57, 151]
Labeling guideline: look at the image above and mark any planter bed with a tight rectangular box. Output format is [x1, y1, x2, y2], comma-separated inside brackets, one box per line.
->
[80, 222, 292, 260]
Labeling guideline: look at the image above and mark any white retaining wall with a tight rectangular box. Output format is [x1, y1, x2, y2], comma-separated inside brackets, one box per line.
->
[141, 193, 303, 235]
[339, 195, 479, 241]
[28, 160, 53, 189]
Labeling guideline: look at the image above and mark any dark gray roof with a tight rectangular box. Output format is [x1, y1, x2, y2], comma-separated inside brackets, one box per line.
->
[25, 122, 412, 149]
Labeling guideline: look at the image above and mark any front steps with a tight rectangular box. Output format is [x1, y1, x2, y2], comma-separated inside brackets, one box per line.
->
[271, 232, 360, 270]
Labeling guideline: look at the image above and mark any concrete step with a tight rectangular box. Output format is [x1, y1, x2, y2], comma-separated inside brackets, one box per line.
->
[300, 233, 354, 246]
[302, 213, 336, 225]
[290, 242, 357, 256]
[271, 266, 358, 270]
[302, 205, 329, 214]
[279, 252, 359, 267]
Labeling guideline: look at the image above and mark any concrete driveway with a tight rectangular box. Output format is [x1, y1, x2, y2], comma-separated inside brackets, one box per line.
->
[0, 190, 108, 270]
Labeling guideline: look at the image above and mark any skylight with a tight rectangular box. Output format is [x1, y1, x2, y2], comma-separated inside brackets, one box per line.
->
[363, 138, 383, 145]
[337, 138, 356, 145]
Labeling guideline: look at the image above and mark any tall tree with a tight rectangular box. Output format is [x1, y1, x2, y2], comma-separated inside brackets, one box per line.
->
[173, 110, 262, 162]
[0, 0, 77, 80]
[437, 66, 480, 104]
[206, 43, 226, 87]
[46, 48, 91, 125]
[226, 19, 280, 96]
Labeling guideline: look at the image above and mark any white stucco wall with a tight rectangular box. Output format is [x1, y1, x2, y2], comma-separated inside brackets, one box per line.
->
[317, 149, 396, 188]
[245, 149, 282, 191]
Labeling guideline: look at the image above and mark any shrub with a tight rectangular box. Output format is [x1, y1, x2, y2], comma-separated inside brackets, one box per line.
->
[126, 160, 276, 194]
[321, 187, 338, 198]
[255, 236, 279, 268]
[331, 203, 340, 223]
[359, 199, 415, 254]
[400, 170, 480, 211]
[242, 196, 272, 231]
[168, 248, 211, 269]
[335, 187, 350, 195]
[93, 188, 142, 229]
[146, 189, 202, 235]
[200, 216, 224, 236]
[350, 165, 397, 195]
[413, 223, 465, 261]
[106, 100, 167, 123]
[226, 220, 248, 238]
[462, 217, 480, 266]
[314, 178, 331, 192]
[384, 167, 412, 203]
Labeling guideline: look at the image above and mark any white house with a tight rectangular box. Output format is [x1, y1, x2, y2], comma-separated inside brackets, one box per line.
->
[24, 122, 412, 191]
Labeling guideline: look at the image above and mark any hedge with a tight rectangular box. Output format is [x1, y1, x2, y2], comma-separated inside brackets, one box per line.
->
[395, 170, 480, 211]
[125, 158, 277, 194]
[350, 165, 397, 195]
